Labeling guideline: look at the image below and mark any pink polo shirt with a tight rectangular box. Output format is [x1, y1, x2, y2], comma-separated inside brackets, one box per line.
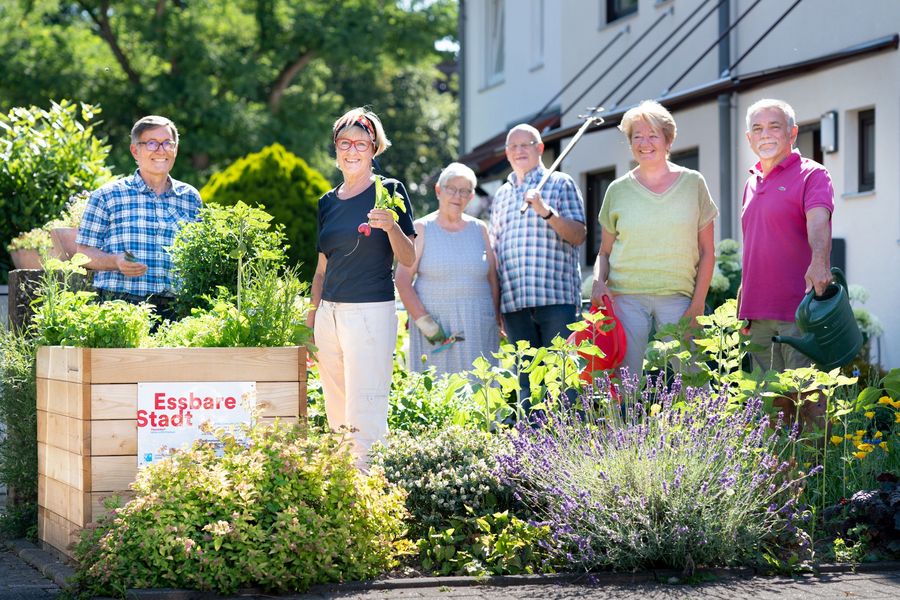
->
[739, 149, 834, 322]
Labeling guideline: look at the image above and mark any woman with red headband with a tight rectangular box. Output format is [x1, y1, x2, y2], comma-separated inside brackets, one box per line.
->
[307, 107, 416, 468]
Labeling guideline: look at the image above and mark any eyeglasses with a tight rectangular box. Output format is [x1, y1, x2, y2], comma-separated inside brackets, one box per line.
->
[506, 140, 539, 152]
[335, 138, 373, 152]
[442, 186, 473, 197]
[137, 140, 177, 152]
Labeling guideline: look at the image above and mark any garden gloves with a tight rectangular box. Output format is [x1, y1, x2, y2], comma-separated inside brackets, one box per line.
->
[414, 314, 448, 345]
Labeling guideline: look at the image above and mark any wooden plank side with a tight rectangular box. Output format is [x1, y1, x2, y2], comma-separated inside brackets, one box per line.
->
[257, 382, 301, 417]
[37, 410, 88, 455]
[37, 443, 86, 490]
[37, 378, 90, 420]
[91, 384, 137, 419]
[88, 347, 304, 383]
[39, 476, 90, 527]
[90, 456, 137, 492]
[91, 420, 137, 456]
[38, 507, 79, 558]
[91, 491, 134, 522]
[36, 346, 87, 383]
[297, 346, 308, 382]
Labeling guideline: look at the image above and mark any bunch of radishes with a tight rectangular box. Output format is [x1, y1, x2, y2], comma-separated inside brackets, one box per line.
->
[357, 178, 406, 237]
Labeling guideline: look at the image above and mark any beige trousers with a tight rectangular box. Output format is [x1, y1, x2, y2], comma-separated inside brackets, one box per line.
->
[314, 300, 397, 468]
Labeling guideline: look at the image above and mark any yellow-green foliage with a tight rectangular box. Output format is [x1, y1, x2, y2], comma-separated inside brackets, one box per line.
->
[201, 144, 330, 281]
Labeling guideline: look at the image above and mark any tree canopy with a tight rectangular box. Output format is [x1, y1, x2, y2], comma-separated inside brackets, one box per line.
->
[0, 0, 458, 209]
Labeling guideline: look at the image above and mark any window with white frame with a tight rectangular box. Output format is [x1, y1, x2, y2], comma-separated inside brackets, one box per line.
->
[485, 0, 505, 86]
[530, 0, 544, 70]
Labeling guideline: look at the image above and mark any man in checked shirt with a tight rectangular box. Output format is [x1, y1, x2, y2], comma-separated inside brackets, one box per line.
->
[489, 124, 587, 407]
[76, 115, 201, 321]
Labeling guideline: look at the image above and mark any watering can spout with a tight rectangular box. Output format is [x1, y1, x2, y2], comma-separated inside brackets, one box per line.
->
[772, 334, 823, 364]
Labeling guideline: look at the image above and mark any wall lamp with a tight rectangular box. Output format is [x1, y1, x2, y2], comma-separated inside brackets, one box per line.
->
[820, 110, 838, 154]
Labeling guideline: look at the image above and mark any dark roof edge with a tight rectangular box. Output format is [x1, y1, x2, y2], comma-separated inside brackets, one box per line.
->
[539, 33, 899, 144]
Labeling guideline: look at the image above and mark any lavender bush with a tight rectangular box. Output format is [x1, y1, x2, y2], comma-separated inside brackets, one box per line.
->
[500, 375, 816, 572]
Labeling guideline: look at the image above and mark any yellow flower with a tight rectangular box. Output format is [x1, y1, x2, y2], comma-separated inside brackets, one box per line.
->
[879, 442, 888, 450]
[830, 435, 844, 445]
[875, 431, 883, 439]
[895, 412, 900, 424]
[857, 443, 874, 452]
[852, 451, 867, 460]
[878, 396, 892, 405]
[845, 433, 854, 439]
[856, 429, 867, 436]
[892, 400, 900, 409]
[864, 411, 875, 418]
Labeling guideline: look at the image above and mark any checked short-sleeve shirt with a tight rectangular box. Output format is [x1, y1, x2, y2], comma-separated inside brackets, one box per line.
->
[77, 170, 202, 296]
[490, 165, 586, 314]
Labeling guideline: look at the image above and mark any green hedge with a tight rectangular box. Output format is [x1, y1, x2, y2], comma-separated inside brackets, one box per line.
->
[200, 144, 330, 282]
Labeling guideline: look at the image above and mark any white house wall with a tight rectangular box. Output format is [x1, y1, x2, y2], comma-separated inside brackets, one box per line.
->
[462, 0, 900, 368]
[463, 0, 563, 151]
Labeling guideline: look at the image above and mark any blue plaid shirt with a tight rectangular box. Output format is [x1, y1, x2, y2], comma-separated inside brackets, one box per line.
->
[490, 165, 586, 313]
[77, 170, 202, 296]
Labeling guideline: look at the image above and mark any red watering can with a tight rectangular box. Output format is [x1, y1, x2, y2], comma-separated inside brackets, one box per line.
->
[566, 295, 627, 383]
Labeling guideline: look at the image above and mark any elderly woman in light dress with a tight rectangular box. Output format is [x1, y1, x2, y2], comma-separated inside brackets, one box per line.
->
[396, 162, 502, 375]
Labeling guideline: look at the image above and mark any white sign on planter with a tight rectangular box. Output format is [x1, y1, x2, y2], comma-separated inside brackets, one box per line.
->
[137, 381, 256, 468]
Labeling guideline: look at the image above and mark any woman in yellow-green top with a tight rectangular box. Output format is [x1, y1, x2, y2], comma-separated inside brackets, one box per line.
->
[591, 100, 718, 377]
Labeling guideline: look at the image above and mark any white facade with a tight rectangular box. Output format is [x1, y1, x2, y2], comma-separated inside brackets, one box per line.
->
[460, 0, 900, 368]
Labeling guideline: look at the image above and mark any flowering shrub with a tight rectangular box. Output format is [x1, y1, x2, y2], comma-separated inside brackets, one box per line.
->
[369, 426, 515, 533]
[70, 422, 409, 597]
[501, 378, 816, 572]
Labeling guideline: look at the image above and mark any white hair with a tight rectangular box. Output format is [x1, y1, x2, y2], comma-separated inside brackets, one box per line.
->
[505, 123, 543, 145]
[437, 162, 477, 189]
[746, 98, 796, 131]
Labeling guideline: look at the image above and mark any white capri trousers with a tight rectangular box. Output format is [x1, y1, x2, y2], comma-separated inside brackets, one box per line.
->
[314, 300, 397, 468]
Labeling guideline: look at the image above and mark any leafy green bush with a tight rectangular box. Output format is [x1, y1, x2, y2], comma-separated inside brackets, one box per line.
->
[370, 426, 516, 534]
[30, 256, 154, 348]
[154, 263, 313, 348]
[169, 201, 288, 318]
[70, 422, 410, 597]
[200, 144, 330, 282]
[417, 508, 554, 576]
[0, 327, 38, 539]
[0, 100, 112, 276]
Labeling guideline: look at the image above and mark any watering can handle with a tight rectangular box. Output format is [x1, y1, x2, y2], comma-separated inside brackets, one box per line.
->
[830, 266, 848, 291]
[591, 295, 618, 320]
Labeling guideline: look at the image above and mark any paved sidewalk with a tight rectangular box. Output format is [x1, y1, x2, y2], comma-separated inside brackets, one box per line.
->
[2, 538, 899, 600]
[0, 543, 61, 599]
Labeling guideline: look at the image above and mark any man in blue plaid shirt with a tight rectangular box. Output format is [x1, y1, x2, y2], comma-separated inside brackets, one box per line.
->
[490, 123, 587, 371]
[76, 115, 201, 320]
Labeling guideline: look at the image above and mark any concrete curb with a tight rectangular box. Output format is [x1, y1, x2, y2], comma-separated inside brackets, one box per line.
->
[8, 537, 900, 599]
[6, 538, 75, 588]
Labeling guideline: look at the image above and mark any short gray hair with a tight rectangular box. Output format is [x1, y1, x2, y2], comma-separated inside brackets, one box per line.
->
[437, 162, 477, 189]
[505, 123, 543, 145]
[746, 99, 796, 131]
[131, 115, 179, 145]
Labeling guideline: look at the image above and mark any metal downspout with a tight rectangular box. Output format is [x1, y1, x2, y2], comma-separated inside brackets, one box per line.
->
[718, 0, 733, 239]
[458, 0, 467, 153]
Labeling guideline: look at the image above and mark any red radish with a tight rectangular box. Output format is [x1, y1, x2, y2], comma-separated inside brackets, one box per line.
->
[357, 223, 372, 236]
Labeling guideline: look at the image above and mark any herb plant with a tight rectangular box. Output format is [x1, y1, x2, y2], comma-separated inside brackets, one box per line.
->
[69, 422, 410, 596]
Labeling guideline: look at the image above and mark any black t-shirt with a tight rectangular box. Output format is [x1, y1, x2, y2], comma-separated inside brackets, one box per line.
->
[317, 177, 416, 302]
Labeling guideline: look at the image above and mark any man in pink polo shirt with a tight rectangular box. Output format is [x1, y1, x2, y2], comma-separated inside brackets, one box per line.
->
[739, 98, 834, 372]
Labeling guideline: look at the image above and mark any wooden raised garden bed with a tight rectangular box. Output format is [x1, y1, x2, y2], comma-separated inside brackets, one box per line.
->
[36, 345, 308, 557]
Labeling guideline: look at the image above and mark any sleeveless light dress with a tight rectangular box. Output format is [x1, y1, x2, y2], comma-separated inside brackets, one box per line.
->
[408, 215, 499, 375]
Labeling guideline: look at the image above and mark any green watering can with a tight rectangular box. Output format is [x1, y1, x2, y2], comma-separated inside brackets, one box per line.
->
[773, 267, 863, 371]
